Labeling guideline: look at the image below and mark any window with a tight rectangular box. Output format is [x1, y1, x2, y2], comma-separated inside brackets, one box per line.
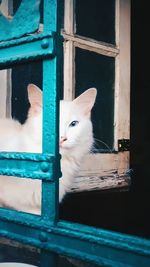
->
[0, 0, 131, 193]
[62, 0, 131, 193]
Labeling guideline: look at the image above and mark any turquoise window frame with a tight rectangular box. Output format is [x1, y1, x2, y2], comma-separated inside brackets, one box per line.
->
[0, 1, 150, 266]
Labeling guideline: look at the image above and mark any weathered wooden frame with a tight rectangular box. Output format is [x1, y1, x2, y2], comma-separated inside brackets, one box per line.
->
[0, 1, 12, 118]
[0, 0, 131, 192]
[63, 0, 131, 193]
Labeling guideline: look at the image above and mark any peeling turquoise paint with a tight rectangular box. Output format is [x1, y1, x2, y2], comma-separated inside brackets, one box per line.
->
[0, 152, 55, 180]
[0, 0, 41, 42]
[0, 1, 150, 266]
[0, 33, 55, 68]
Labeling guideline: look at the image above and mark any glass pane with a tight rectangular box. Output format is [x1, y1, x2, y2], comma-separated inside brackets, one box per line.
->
[0, 62, 43, 141]
[75, 48, 115, 151]
[12, 62, 42, 124]
[75, 0, 115, 44]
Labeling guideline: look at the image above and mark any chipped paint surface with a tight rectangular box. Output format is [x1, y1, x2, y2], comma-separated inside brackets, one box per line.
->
[0, 34, 55, 67]
[0, 152, 55, 180]
[0, 0, 41, 42]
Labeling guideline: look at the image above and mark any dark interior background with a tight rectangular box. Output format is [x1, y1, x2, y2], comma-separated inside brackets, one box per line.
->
[60, 0, 150, 239]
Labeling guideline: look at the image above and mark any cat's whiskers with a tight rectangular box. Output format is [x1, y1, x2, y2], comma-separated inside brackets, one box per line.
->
[92, 138, 113, 153]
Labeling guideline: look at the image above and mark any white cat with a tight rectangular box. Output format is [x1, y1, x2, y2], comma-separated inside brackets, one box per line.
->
[0, 84, 97, 214]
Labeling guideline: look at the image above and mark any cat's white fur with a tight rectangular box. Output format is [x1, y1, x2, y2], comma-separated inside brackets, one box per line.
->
[0, 84, 97, 214]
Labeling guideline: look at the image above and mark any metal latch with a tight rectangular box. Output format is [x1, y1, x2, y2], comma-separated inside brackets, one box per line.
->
[118, 139, 130, 151]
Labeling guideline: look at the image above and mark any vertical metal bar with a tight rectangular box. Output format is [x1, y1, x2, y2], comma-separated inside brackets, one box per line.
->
[44, 0, 57, 33]
[42, 0, 61, 222]
[42, 58, 59, 222]
[42, 58, 58, 155]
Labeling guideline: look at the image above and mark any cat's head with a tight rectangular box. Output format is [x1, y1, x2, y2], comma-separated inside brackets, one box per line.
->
[27, 84, 97, 156]
[59, 88, 97, 157]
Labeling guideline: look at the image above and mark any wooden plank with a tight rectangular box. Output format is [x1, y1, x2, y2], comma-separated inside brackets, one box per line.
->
[69, 152, 130, 193]
[0, 70, 11, 119]
[0, 0, 9, 17]
[62, 32, 119, 57]
[79, 152, 129, 175]
[0, 2, 11, 118]
[117, 0, 131, 140]
[64, 0, 74, 34]
[69, 174, 130, 193]
[63, 0, 75, 100]
[114, 0, 131, 149]
[0, 70, 7, 118]
[63, 40, 75, 100]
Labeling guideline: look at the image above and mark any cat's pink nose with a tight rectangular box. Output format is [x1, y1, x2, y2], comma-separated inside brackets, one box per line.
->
[60, 136, 67, 147]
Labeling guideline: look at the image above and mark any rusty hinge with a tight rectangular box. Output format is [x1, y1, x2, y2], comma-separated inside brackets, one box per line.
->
[118, 139, 130, 151]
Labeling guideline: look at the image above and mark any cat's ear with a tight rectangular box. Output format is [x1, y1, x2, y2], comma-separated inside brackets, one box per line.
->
[73, 88, 97, 116]
[27, 84, 42, 116]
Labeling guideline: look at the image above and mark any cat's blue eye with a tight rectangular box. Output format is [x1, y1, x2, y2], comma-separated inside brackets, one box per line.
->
[69, 120, 79, 127]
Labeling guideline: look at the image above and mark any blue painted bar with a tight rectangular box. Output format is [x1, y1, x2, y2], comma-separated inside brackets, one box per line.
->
[0, 219, 150, 267]
[0, 34, 54, 67]
[44, 0, 57, 33]
[41, 0, 60, 222]
[0, 33, 53, 49]
[0, 152, 54, 180]
[0, 207, 53, 229]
